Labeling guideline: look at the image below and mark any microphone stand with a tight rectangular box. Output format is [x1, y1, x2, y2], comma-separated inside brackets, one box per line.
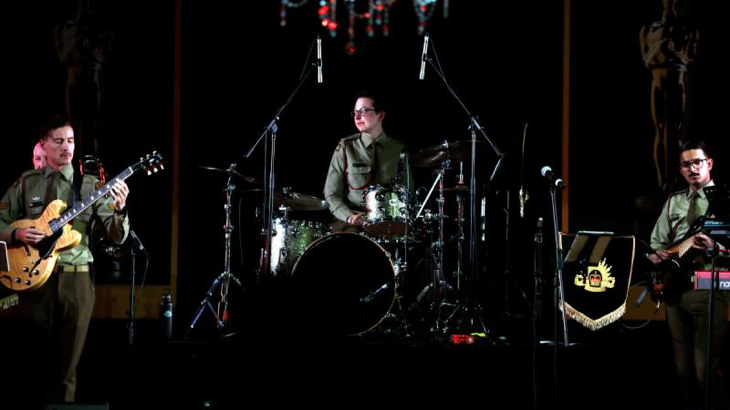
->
[547, 180, 569, 410]
[424, 35, 503, 334]
[128, 241, 136, 346]
[127, 230, 147, 346]
[704, 241, 718, 410]
[243, 38, 319, 280]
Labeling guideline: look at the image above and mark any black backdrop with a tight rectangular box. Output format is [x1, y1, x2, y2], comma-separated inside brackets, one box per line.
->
[2, 0, 727, 333]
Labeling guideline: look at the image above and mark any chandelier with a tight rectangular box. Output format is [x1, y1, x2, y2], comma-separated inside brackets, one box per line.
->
[280, 0, 449, 55]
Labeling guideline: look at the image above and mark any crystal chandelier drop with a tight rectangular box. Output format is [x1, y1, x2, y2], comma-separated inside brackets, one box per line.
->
[280, 0, 449, 55]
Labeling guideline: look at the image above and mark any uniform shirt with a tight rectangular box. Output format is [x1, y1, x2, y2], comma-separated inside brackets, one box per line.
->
[0, 165, 129, 266]
[650, 180, 714, 251]
[324, 132, 414, 222]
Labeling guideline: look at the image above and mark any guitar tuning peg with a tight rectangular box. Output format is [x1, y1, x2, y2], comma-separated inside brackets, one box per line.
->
[160, 164, 165, 170]
[153, 168, 159, 173]
[153, 150, 157, 154]
[140, 157, 144, 161]
[147, 170, 152, 176]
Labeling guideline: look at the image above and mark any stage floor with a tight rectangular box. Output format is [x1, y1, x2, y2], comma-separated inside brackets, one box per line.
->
[10, 318, 699, 409]
[6, 314, 728, 409]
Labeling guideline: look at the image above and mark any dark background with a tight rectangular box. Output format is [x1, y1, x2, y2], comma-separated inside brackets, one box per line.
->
[1, 0, 728, 333]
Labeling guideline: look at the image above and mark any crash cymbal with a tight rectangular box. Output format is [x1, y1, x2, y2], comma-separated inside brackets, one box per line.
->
[240, 189, 328, 211]
[410, 140, 489, 168]
[199, 166, 262, 185]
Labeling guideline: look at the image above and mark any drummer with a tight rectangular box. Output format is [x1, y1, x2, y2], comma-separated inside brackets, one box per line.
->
[324, 91, 414, 232]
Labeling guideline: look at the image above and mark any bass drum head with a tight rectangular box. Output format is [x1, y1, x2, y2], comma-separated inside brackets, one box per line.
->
[291, 232, 396, 336]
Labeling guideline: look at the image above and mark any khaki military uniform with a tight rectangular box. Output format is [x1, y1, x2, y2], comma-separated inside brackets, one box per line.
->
[650, 181, 729, 407]
[0, 164, 129, 402]
[323, 132, 414, 224]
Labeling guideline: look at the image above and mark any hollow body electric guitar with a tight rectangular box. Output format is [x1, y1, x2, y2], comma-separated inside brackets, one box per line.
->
[0, 152, 163, 292]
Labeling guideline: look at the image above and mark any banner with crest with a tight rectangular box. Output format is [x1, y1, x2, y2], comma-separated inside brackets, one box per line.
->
[560, 233, 635, 331]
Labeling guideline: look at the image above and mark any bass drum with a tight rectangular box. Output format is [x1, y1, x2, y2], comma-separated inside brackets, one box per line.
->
[290, 233, 396, 336]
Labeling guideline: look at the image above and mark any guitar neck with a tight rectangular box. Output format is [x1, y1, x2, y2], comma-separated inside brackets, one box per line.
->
[668, 235, 695, 259]
[50, 167, 133, 232]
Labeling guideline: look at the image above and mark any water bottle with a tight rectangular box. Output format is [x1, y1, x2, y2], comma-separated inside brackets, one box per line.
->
[160, 293, 173, 340]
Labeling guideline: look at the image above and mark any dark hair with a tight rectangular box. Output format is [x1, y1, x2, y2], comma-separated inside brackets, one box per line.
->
[38, 115, 71, 140]
[680, 139, 711, 158]
[355, 90, 386, 113]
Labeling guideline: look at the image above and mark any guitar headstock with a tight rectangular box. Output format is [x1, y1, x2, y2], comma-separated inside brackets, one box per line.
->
[132, 151, 165, 176]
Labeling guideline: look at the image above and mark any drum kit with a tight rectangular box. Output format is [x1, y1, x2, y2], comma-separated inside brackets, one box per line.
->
[189, 140, 493, 338]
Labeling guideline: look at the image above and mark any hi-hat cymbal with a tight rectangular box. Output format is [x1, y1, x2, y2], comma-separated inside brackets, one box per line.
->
[442, 185, 469, 193]
[199, 166, 262, 185]
[410, 140, 489, 168]
[241, 189, 328, 211]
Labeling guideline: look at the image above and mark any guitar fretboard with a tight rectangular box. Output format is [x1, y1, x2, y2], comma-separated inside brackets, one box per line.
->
[49, 167, 133, 233]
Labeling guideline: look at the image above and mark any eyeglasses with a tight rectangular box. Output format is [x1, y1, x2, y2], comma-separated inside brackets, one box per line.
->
[680, 158, 709, 169]
[351, 108, 377, 118]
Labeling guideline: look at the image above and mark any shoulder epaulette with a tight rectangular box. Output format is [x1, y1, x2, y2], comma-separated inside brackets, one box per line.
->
[20, 168, 43, 178]
[336, 134, 360, 151]
[667, 188, 689, 200]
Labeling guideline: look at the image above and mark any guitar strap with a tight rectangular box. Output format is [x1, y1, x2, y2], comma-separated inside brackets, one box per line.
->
[72, 172, 83, 205]
[71, 172, 97, 283]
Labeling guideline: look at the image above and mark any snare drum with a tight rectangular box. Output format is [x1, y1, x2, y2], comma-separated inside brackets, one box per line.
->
[361, 184, 409, 239]
[291, 233, 396, 336]
[270, 218, 328, 277]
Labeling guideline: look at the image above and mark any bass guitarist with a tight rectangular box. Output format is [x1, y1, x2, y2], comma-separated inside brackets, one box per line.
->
[648, 139, 728, 409]
[0, 116, 129, 404]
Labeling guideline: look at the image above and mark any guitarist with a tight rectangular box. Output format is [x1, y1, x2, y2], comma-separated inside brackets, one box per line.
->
[648, 139, 729, 409]
[0, 116, 130, 404]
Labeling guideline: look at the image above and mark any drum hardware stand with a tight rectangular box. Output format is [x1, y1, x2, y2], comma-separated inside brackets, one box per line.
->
[420, 34, 505, 337]
[415, 159, 450, 333]
[243, 37, 321, 280]
[187, 165, 243, 336]
[452, 161, 466, 292]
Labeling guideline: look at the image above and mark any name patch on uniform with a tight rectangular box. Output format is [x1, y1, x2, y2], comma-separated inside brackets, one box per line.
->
[108, 204, 116, 211]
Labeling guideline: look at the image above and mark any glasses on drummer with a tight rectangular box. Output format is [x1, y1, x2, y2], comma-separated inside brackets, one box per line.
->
[351, 107, 377, 118]
[680, 158, 709, 169]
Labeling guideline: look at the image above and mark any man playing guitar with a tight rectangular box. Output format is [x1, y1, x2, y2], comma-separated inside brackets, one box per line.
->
[648, 139, 728, 409]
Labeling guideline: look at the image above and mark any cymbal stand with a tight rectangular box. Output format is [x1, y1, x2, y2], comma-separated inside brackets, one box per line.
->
[416, 159, 449, 332]
[187, 166, 243, 335]
[452, 161, 466, 292]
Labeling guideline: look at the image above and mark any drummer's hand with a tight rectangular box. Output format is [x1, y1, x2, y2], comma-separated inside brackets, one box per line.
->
[347, 213, 364, 226]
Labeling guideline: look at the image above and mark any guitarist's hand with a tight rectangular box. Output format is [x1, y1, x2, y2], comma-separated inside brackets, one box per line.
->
[647, 249, 675, 264]
[15, 228, 47, 245]
[110, 180, 130, 211]
[690, 233, 713, 250]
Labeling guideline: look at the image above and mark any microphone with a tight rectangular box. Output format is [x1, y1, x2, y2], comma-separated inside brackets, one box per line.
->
[129, 230, 146, 253]
[540, 165, 566, 189]
[540, 165, 555, 179]
[316, 35, 323, 84]
[418, 33, 430, 80]
[360, 282, 391, 303]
